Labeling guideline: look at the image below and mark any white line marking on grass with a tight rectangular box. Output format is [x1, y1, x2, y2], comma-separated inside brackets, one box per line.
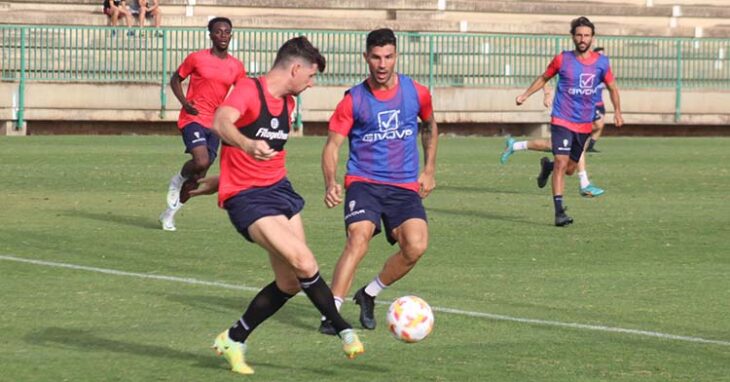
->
[2, 254, 729, 347]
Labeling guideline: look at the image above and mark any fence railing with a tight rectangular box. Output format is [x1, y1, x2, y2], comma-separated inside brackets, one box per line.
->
[2, 25, 729, 127]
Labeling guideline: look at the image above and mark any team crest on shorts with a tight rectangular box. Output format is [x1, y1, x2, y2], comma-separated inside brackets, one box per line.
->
[270, 118, 279, 130]
[563, 139, 569, 147]
[349, 200, 357, 212]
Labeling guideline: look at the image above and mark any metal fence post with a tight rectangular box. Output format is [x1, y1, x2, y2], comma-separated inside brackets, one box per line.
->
[428, 34, 434, 92]
[675, 39, 683, 123]
[160, 29, 168, 119]
[17, 27, 26, 131]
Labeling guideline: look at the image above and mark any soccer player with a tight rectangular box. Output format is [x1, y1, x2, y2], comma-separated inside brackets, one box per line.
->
[159, 17, 246, 231]
[318, 28, 439, 334]
[500, 77, 605, 197]
[514, 17, 623, 226]
[189, 36, 364, 375]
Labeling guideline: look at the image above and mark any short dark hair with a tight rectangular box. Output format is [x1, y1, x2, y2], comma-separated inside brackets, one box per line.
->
[570, 16, 595, 35]
[208, 17, 232, 33]
[366, 28, 397, 52]
[273, 36, 326, 73]
[593, 46, 604, 53]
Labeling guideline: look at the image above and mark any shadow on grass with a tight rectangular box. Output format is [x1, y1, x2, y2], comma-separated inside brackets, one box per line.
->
[429, 207, 546, 227]
[162, 292, 332, 333]
[60, 209, 160, 230]
[26, 327, 384, 376]
[438, 184, 526, 195]
[26, 327, 220, 370]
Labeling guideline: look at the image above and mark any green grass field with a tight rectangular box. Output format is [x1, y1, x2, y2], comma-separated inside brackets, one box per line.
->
[1, 135, 728, 381]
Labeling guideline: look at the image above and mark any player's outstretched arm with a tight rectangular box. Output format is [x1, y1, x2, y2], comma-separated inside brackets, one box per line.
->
[322, 132, 346, 208]
[606, 81, 624, 128]
[418, 115, 438, 199]
[516, 74, 550, 106]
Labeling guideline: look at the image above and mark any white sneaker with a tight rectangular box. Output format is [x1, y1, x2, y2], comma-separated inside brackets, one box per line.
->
[159, 209, 176, 231]
[166, 174, 185, 210]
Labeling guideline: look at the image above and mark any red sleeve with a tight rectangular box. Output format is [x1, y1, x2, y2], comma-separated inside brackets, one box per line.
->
[236, 60, 247, 81]
[543, 54, 562, 79]
[221, 78, 260, 125]
[328, 94, 354, 136]
[604, 66, 615, 85]
[413, 81, 433, 121]
[177, 52, 196, 79]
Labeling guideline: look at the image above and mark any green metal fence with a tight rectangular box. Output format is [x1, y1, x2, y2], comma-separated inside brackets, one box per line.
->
[2, 25, 729, 128]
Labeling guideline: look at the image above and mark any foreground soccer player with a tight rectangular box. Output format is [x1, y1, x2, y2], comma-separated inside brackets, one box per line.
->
[319, 28, 439, 334]
[191, 37, 364, 374]
[159, 17, 245, 231]
[515, 17, 623, 226]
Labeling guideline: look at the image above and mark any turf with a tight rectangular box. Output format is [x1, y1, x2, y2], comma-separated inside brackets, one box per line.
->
[1, 135, 728, 381]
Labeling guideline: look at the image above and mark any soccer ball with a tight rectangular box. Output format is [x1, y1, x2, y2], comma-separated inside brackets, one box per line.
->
[386, 295, 434, 343]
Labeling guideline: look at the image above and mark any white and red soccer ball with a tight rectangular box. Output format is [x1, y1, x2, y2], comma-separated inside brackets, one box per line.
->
[386, 295, 434, 343]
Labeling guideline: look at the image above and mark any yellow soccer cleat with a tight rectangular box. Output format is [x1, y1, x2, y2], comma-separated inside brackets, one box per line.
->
[339, 329, 364, 360]
[212, 330, 254, 375]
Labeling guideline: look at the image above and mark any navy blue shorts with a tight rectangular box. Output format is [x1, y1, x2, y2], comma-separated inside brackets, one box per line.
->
[181, 122, 220, 164]
[593, 104, 606, 122]
[344, 182, 427, 245]
[551, 124, 590, 162]
[224, 178, 305, 243]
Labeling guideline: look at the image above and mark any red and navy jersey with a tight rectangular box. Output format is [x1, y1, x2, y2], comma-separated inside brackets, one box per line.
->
[544, 51, 614, 133]
[329, 74, 433, 192]
[217, 76, 295, 205]
[176, 49, 246, 129]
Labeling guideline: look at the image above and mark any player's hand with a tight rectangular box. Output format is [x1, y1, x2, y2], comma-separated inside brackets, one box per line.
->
[515, 94, 528, 106]
[188, 176, 219, 196]
[614, 112, 624, 128]
[244, 140, 276, 161]
[184, 101, 199, 116]
[324, 183, 343, 208]
[542, 92, 552, 108]
[418, 172, 436, 199]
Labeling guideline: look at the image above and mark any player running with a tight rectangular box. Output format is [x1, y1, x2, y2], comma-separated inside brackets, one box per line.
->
[514, 17, 623, 226]
[159, 17, 246, 231]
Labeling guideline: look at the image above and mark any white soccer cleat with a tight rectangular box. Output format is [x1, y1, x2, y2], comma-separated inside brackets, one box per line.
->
[166, 174, 185, 210]
[159, 209, 176, 232]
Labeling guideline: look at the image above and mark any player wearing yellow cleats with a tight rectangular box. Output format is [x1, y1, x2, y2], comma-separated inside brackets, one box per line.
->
[340, 328, 364, 360]
[212, 330, 254, 375]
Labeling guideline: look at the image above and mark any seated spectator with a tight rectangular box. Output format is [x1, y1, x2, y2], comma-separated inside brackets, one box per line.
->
[130, 0, 162, 35]
[103, 0, 133, 31]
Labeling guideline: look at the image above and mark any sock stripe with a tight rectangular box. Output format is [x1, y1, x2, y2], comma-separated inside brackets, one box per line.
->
[299, 273, 321, 289]
[239, 318, 250, 331]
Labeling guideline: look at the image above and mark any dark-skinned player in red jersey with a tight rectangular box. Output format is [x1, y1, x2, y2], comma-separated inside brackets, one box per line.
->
[159, 17, 245, 231]
[186, 37, 364, 375]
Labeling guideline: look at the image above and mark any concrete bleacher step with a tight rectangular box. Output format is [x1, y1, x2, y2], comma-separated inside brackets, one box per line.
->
[2, 10, 718, 38]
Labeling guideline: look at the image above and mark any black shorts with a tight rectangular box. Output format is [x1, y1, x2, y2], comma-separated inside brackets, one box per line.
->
[224, 178, 305, 243]
[344, 181, 427, 245]
[551, 124, 590, 162]
[593, 104, 606, 122]
[181, 122, 220, 164]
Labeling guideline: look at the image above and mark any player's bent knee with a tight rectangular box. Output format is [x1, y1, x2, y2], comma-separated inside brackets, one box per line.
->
[289, 253, 319, 278]
[400, 240, 428, 263]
